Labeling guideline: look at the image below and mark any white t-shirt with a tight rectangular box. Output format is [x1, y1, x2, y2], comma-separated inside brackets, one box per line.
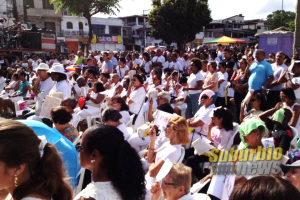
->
[67, 59, 75, 65]
[128, 87, 146, 114]
[115, 65, 129, 79]
[217, 71, 228, 97]
[170, 61, 183, 72]
[133, 58, 141, 65]
[144, 61, 152, 73]
[120, 110, 130, 124]
[40, 77, 55, 95]
[217, 50, 224, 60]
[49, 80, 71, 100]
[194, 104, 216, 135]
[0, 76, 5, 92]
[74, 181, 122, 200]
[292, 76, 300, 99]
[187, 71, 203, 94]
[117, 123, 129, 140]
[163, 61, 172, 70]
[155, 143, 181, 163]
[211, 127, 233, 150]
[152, 55, 165, 64]
[270, 63, 287, 91]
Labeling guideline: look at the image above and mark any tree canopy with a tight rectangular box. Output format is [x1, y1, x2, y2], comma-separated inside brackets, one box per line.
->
[266, 10, 296, 32]
[147, 0, 212, 50]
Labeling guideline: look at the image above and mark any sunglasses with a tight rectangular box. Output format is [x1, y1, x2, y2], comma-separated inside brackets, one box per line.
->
[75, 143, 85, 152]
[201, 96, 209, 100]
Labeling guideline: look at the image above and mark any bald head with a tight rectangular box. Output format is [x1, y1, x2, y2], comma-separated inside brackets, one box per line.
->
[76, 77, 86, 87]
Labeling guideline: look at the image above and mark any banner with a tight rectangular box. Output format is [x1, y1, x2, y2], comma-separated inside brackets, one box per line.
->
[96, 34, 122, 44]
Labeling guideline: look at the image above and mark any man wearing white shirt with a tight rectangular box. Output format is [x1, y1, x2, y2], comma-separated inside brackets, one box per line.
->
[170, 53, 183, 73]
[152, 48, 165, 68]
[268, 51, 287, 108]
[109, 50, 118, 69]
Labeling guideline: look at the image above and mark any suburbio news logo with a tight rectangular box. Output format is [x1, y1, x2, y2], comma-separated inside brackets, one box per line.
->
[208, 146, 284, 176]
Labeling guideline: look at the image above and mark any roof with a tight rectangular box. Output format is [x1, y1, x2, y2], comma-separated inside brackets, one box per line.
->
[210, 20, 223, 24]
[255, 26, 293, 36]
[119, 15, 146, 19]
[223, 14, 244, 21]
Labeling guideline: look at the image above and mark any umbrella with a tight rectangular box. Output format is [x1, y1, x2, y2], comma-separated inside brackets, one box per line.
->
[204, 36, 247, 44]
[66, 65, 82, 72]
[18, 120, 81, 189]
[145, 46, 157, 52]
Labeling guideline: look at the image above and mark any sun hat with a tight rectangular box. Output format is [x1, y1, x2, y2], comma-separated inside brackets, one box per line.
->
[47, 63, 66, 74]
[35, 63, 49, 71]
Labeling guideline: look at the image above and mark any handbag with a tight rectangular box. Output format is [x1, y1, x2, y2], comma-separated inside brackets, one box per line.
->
[129, 97, 146, 125]
[78, 97, 86, 110]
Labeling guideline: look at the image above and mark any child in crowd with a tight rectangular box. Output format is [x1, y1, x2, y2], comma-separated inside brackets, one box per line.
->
[61, 97, 78, 127]
[207, 107, 234, 150]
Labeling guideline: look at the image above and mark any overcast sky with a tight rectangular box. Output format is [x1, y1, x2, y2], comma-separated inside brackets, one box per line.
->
[95, 0, 297, 20]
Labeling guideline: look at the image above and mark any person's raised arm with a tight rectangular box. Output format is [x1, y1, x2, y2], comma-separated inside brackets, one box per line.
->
[259, 102, 282, 122]
[147, 126, 157, 163]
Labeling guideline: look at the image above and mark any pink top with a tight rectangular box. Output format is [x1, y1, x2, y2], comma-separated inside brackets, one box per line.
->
[211, 127, 233, 150]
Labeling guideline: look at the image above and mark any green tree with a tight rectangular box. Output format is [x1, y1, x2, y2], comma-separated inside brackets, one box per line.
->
[51, 0, 121, 55]
[147, 0, 212, 50]
[266, 10, 296, 31]
[294, 0, 300, 54]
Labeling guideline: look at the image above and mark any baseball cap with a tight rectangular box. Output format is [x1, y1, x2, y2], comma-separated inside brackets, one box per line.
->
[35, 63, 49, 71]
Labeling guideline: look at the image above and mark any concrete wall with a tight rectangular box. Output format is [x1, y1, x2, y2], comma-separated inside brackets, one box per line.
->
[62, 16, 89, 31]
[259, 33, 294, 57]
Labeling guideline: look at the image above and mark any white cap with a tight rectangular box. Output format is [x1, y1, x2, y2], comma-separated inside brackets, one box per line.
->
[35, 63, 49, 71]
[47, 63, 66, 74]
[199, 89, 215, 105]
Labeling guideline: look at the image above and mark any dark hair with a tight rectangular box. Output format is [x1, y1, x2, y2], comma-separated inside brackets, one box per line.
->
[209, 61, 217, 70]
[230, 176, 300, 200]
[19, 71, 27, 78]
[219, 61, 226, 68]
[61, 97, 77, 109]
[224, 48, 231, 53]
[157, 103, 174, 114]
[83, 125, 146, 200]
[87, 68, 94, 75]
[119, 57, 126, 64]
[87, 58, 92, 62]
[133, 74, 143, 84]
[13, 73, 19, 80]
[101, 72, 110, 79]
[179, 76, 188, 84]
[190, 58, 202, 71]
[127, 54, 132, 61]
[94, 82, 105, 93]
[153, 67, 162, 77]
[56, 73, 67, 82]
[102, 107, 122, 122]
[111, 96, 129, 111]
[143, 52, 150, 62]
[51, 106, 73, 124]
[138, 67, 146, 74]
[164, 68, 172, 76]
[281, 87, 296, 101]
[0, 120, 72, 200]
[103, 52, 109, 58]
[213, 107, 233, 131]
[252, 91, 268, 111]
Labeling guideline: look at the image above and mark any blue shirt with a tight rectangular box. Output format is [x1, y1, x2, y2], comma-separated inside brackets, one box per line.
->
[248, 60, 273, 91]
[106, 60, 114, 71]
[17, 81, 29, 97]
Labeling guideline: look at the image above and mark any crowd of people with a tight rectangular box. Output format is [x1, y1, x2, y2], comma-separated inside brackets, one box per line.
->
[0, 44, 300, 200]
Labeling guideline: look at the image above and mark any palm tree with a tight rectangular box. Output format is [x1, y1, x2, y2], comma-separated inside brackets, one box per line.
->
[294, 0, 300, 54]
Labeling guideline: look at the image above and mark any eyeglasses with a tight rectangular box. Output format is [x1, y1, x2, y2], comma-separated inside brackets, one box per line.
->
[250, 99, 257, 102]
[201, 96, 209, 100]
[280, 95, 287, 99]
[162, 181, 175, 186]
[75, 143, 85, 152]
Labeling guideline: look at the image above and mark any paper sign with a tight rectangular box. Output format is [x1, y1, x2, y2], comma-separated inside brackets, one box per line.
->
[154, 110, 174, 128]
[221, 174, 236, 200]
[40, 96, 62, 119]
[262, 137, 275, 149]
[156, 159, 173, 181]
[207, 173, 226, 199]
[191, 179, 211, 194]
[192, 138, 215, 156]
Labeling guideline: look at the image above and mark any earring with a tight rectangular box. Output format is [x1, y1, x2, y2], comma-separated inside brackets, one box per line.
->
[14, 174, 18, 187]
[91, 159, 95, 163]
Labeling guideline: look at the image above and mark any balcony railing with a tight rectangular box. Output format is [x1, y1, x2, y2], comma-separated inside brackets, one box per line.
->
[56, 30, 89, 37]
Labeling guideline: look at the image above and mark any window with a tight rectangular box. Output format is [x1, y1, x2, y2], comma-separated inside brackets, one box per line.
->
[67, 22, 73, 29]
[24, 0, 34, 8]
[109, 26, 121, 35]
[92, 28, 105, 35]
[123, 29, 127, 36]
[43, 0, 54, 10]
[44, 22, 55, 30]
[79, 22, 83, 30]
